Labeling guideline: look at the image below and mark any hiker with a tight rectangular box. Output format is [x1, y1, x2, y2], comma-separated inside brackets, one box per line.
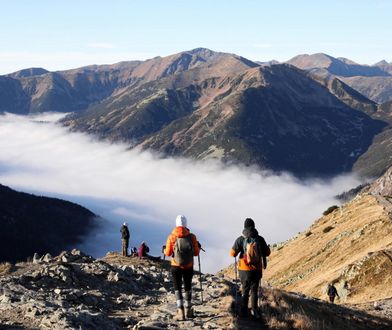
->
[230, 218, 270, 318]
[120, 222, 130, 257]
[164, 215, 200, 321]
[327, 284, 339, 303]
[138, 241, 161, 261]
[130, 247, 138, 257]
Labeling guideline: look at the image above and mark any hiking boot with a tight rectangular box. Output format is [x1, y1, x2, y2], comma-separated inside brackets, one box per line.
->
[173, 307, 185, 321]
[186, 307, 194, 318]
[251, 308, 261, 319]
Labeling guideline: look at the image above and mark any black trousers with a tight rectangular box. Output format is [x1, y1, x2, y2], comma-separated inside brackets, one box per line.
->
[239, 270, 261, 310]
[171, 266, 193, 302]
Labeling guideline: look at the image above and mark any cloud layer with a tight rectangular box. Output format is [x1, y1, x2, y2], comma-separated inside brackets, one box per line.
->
[0, 113, 361, 272]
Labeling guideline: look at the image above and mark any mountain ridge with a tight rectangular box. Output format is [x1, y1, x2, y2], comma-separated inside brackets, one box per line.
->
[0, 183, 96, 263]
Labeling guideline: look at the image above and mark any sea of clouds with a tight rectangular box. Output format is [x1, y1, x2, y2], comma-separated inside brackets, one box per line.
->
[0, 113, 362, 272]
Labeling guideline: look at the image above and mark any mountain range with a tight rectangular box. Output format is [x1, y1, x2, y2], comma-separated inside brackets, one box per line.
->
[1, 48, 392, 177]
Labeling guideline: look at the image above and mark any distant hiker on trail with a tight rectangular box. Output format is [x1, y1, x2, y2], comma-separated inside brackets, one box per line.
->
[138, 241, 161, 261]
[230, 218, 270, 319]
[120, 222, 130, 257]
[327, 283, 339, 303]
[164, 215, 200, 321]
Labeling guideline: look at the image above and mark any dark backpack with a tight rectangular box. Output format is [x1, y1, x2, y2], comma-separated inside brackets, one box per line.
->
[173, 235, 194, 266]
[242, 236, 262, 266]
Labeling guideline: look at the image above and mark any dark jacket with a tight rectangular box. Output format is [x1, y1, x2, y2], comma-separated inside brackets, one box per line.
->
[230, 227, 270, 272]
[328, 285, 338, 297]
[121, 225, 130, 240]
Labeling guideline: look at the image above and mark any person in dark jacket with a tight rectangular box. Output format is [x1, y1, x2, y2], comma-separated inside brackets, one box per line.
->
[120, 222, 130, 257]
[230, 218, 270, 318]
[138, 241, 161, 261]
[327, 284, 339, 303]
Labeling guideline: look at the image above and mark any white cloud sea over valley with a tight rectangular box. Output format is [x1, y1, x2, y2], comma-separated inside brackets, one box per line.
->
[0, 113, 361, 272]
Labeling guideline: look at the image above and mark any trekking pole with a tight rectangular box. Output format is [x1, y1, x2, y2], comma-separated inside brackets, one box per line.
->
[234, 256, 238, 311]
[198, 254, 204, 304]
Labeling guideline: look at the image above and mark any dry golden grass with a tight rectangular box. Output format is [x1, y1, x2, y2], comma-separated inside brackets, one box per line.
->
[255, 285, 392, 330]
[267, 317, 289, 329]
[264, 194, 392, 304]
[0, 262, 13, 275]
[289, 314, 313, 329]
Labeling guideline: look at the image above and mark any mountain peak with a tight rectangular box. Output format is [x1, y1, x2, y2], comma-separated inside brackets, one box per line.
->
[374, 59, 389, 66]
[288, 53, 389, 77]
[186, 47, 217, 56]
[8, 67, 49, 78]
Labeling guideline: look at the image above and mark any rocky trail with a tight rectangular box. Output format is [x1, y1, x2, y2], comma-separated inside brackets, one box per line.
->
[0, 250, 391, 329]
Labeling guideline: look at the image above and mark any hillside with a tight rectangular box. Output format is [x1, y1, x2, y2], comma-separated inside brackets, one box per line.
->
[1, 250, 391, 329]
[263, 191, 392, 305]
[1, 48, 258, 114]
[64, 63, 386, 176]
[3, 48, 392, 177]
[0, 184, 96, 263]
[287, 53, 392, 104]
[287, 53, 389, 78]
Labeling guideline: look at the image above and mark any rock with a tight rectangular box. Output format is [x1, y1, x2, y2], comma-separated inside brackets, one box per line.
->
[54, 288, 62, 295]
[107, 271, 120, 282]
[41, 253, 53, 263]
[33, 253, 40, 264]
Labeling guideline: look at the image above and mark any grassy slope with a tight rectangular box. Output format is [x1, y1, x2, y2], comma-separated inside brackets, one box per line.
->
[264, 194, 392, 304]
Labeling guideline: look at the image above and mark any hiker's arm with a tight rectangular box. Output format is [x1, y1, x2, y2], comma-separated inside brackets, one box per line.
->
[230, 237, 241, 257]
[260, 237, 271, 257]
[191, 235, 200, 256]
[164, 235, 175, 257]
[262, 255, 268, 269]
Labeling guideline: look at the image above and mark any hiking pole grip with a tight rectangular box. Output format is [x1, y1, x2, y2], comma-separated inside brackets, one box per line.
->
[198, 254, 203, 304]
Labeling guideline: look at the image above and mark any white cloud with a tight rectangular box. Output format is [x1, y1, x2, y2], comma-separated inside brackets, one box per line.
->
[0, 113, 361, 272]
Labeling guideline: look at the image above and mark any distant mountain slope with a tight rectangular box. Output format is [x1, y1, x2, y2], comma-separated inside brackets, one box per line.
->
[287, 53, 392, 104]
[0, 76, 30, 114]
[287, 53, 389, 77]
[339, 76, 392, 104]
[9, 67, 49, 79]
[374, 60, 392, 75]
[65, 63, 386, 176]
[305, 68, 378, 115]
[2, 48, 390, 177]
[264, 190, 392, 304]
[0, 184, 96, 263]
[351, 101, 392, 178]
[1, 48, 259, 114]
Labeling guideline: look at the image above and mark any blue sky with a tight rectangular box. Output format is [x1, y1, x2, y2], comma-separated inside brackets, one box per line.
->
[0, 0, 391, 74]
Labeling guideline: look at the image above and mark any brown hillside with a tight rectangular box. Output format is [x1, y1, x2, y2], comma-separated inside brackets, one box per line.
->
[264, 193, 392, 305]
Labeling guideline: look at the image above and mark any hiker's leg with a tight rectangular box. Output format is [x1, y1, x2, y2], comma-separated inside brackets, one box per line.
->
[182, 268, 194, 318]
[239, 271, 251, 315]
[183, 268, 194, 308]
[125, 239, 129, 256]
[171, 266, 183, 308]
[250, 272, 261, 311]
[121, 240, 126, 256]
